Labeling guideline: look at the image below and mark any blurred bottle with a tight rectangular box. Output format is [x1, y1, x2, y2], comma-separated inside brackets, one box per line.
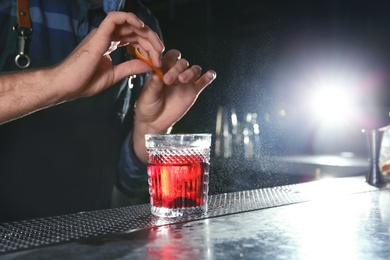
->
[215, 106, 223, 157]
[223, 107, 233, 158]
[242, 112, 262, 159]
[243, 113, 254, 158]
[215, 106, 233, 158]
[252, 113, 261, 158]
[215, 107, 264, 160]
[231, 108, 243, 158]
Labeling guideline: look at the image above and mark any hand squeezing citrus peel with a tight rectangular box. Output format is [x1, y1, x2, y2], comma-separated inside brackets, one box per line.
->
[135, 48, 164, 79]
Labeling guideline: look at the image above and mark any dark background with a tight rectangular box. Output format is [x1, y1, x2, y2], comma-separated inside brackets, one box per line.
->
[144, 0, 390, 191]
[145, 0, 390, 146]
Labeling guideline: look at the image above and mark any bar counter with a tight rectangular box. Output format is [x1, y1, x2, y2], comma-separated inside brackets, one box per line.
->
[1, 176, 389, 259]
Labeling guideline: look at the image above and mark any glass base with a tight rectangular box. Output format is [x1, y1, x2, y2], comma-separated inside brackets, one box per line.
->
[151, 205, 207, 218]
[382, 173, 390, 183]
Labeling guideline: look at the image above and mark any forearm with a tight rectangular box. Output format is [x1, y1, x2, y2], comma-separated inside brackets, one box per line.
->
[0, 67, 63, 124]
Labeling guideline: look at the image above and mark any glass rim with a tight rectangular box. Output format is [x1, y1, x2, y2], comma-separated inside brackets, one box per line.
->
[145, 133, 212, 148]
[145, 133, 211, 138]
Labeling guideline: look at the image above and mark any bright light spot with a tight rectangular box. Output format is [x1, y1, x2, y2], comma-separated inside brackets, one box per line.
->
[231, 111, 238, 130]
[245, 113, 252, 123]
[278, 109, 287, 117]
[253, 123, 260, 134]
[264, 112, 270, 122]
[309, 87, 356, 124]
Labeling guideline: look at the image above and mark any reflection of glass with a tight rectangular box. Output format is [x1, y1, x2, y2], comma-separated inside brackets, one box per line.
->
[147, 220, 211, 260]
[146, 134, 211, 218]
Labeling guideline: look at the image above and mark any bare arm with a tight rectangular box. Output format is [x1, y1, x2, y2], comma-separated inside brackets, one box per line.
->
[0, 68, 62, 124]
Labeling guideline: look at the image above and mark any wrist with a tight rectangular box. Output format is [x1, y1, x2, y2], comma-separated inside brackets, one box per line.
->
[131, 123, 157, 165]
[38, 66, 67, 104]
[21, 66, 67, 106]
[131, 118, 170, 164]
[48, 63, 81, 102]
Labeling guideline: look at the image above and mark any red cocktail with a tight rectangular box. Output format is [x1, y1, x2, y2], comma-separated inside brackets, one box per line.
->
[146, 134, 211, 218]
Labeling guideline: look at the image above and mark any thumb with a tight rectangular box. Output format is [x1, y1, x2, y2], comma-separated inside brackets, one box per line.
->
[112, 60, 156, 84]
[140, 72, 165, 104]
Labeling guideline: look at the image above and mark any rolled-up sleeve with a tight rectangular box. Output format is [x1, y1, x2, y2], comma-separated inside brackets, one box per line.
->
[117, 132, 149, 201]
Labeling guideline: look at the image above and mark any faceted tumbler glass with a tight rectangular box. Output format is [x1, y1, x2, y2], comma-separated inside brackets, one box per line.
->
[145, 134, 212, 218]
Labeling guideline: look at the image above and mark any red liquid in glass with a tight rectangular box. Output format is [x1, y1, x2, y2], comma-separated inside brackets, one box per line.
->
[148, 154, 209, 209]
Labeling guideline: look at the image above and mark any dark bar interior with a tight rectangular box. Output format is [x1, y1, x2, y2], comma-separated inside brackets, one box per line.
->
[1, 0, 390, 259]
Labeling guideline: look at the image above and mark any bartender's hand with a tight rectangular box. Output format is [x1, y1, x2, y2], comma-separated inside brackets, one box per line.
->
[132, 49, 217, 163]
[0, 11, 164, 124]
[53, 11, 164, 101]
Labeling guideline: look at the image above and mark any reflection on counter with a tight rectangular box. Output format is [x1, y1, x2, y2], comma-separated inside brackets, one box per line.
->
[147, 221, 211, 260]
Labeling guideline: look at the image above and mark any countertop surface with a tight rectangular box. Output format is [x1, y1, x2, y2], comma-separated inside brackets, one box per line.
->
[1, 177, 389, 260]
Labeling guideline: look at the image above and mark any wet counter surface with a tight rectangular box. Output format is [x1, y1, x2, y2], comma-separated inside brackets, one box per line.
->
[1, 176, 390, 259]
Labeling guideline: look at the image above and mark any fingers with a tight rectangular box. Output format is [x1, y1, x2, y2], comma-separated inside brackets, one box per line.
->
[112, 59, 156, 84]
[161, 49, 216, 90]
[178, 65, 202, 83]
[163, 59, 190, 85]
[110, 12, 164, 68]
[161, 49, 182, 70]
[91, 12, 164, 66]
[132, 32, 164, 68]
[161, 49, 185, 84]
[193, 70, 217, 93]
[93, 12, 143, 54]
